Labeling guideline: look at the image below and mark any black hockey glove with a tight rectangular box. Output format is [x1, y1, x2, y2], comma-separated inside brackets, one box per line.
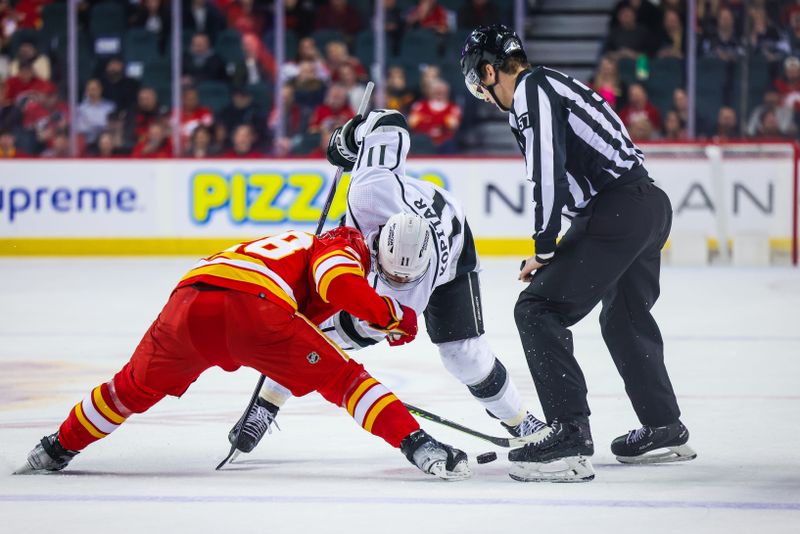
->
[325, 114, 364, 171]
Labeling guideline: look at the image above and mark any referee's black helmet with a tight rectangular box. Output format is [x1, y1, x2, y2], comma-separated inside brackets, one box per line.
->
[460, 24, 526, 100]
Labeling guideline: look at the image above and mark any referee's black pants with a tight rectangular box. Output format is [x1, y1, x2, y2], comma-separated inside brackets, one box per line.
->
[514, 175, 681, 427]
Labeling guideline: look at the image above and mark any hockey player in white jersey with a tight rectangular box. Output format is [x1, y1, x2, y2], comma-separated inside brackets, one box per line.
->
[228, 109, 550, 459]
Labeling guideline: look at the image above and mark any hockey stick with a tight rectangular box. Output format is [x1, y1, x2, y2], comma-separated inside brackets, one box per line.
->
[404, 403, 534, 448]
[217, 82, 375, 470]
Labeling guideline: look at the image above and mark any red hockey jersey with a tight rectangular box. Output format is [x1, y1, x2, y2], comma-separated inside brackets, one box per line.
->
[177, 230, 401, 329]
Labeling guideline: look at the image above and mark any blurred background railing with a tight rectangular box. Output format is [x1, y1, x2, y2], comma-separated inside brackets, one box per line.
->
[0, 0, 798, 159]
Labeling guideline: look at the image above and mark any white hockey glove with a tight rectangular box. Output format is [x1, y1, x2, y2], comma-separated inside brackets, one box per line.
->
[326, 110, 409, 171]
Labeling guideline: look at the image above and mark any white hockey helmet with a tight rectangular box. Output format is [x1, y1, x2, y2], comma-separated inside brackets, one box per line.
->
[377, 213, 433, 290]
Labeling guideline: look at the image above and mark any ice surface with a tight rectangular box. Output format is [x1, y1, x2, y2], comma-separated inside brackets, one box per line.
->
[1, 258, 799, 533]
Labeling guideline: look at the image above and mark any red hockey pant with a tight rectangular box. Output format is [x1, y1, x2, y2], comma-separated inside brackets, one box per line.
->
[57, 286, 418, 452]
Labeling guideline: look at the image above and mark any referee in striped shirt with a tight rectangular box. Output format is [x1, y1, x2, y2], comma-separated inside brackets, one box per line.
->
[461, 24, 695, 473]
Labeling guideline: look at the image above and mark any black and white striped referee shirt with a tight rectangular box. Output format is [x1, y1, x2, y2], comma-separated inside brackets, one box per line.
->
[509, 66, 645, 261]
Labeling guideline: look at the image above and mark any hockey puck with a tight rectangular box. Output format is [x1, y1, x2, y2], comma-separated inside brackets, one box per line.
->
[476, 451, 498, 464]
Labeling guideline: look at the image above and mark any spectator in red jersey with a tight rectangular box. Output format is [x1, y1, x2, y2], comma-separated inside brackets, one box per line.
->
[4, 61, 53, 103]
[21, 84, 66, 144]
[77, 78, 115, 144]
[589, 55, 626, 110]
[131, 121, 173, 158]
[232, 32, 277, 86]
[100, 57, 141, 113]
[385, 65, 415, 114]
[315, 0, 363, 38]
[458, 0, 502, 30]
[9, 40, 51, 81]
[618, 83, 662, 133]
[183, 33, 228, 83]
[325, 41, 367, 83]
[224, 0, 269, 36]
[308, 83, 354, 134]
[0, 130, 24, 157]
[775, 56, 800, 112]
[224, 124, 261, 158]
[712, 106, 738, 142]
[12, 0, 52, 30]
[129, 0, 171, 52]
[405, 0, 448, 35]
[126, 86, 167, 147]
[187, 124, 221, 158]
[408, 79, 461, 154]
[180, 86, 214, 144]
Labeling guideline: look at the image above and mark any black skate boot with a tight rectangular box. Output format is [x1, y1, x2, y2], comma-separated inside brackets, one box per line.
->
[508, 419, 595, 482]
[14, 433, 79, 474]
[228, 397, 280, 453]
[400, 429, 471, 481]
[611, 421, 696, 464]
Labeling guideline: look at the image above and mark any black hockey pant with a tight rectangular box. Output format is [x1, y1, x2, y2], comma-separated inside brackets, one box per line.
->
[514, 177, 681, 427]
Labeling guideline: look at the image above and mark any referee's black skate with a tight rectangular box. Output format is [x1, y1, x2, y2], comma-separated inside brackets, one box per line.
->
[400, 429, 471, 480]
[508, 419, 595, 482]
[228, 397, 280, 454]
[14, 433, 79, 474]
[611, 421, 696, 464]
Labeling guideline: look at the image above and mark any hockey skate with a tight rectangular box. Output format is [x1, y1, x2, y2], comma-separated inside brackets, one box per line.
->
[14, 433, 78, 475]
[508, 419, 595, 483]
[228, 397, 280, 454]
[400, 429, 472, 481]
[611, 421, 696, 464]
[501, 411, 551, 443]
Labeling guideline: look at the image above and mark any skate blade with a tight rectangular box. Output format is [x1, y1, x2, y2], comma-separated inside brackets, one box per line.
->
[13, 462, 40, 475]
[616, 444, 697, 465]
[509, 455, 595, 483]
[428, 460, 472, 481]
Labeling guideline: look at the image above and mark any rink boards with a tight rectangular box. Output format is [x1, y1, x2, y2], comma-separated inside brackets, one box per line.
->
[0, 143, 797, 256]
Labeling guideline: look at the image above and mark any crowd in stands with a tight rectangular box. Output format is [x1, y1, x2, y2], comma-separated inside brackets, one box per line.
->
[0, 0, 497, 158]
[594, 0, 800, 142]
[4, 0, 800, 160]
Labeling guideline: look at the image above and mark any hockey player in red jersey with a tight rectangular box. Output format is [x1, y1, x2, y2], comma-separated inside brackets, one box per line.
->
[15, 226, 471, 480]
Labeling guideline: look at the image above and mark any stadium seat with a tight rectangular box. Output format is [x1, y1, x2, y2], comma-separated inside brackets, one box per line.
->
[410, 133, 437, 155]
[263, 31, 298, 60]
[143, 59, 172, 86]
[215, 29, 244, 64]
[354, 31, 374, 67]
[313, 30, 345, 51]
[196, 81, 231, 113]
[89, 2, 127, 37]
[247, 82, 274, 111]
[646, 58, 684, 118]
[400, 29, 442, 64]
[124, 29, 161, 63]
[291, 132, 322, 155]
[617, 57, 637, 86]
[41, 3, 68, 39]
[696, 57, 730, 129]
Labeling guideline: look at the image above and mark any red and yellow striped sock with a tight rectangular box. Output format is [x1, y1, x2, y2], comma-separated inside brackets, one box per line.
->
[57, 381, 131, 451]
